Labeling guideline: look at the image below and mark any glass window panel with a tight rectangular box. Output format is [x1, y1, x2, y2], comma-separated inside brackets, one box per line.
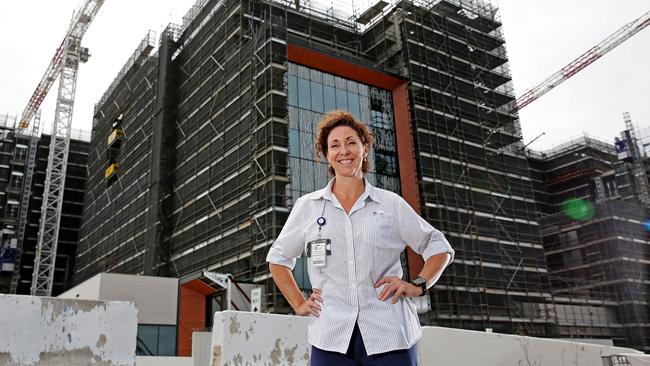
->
[289, 106, 300, 130]
[358, 84, 369, 97]
[335, 88, 348, 110]
[309, 113, 323, 137]
[288, 75, 297, 106]
[359, 95, 370, 124]
[289, 129, 300, 157]
[137, 325, 158, 356]
[323, 86, 336, 112]
[347, 92, 360, 120]
[310, 68, 322, 83]
[297, 64, 310, 79]
[335, 76, 347, 89]
[322, 72, 335, 87]
[157, 326, 177, 356]
[298, 78, 311, 110]
[347, 79, 359, 94]
[311, 81, 324, 113]
[297, 108, 309, 133]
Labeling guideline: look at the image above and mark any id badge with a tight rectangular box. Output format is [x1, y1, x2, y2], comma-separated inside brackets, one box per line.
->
[307, 238, 331, 268]
[311, 242, 326, 267]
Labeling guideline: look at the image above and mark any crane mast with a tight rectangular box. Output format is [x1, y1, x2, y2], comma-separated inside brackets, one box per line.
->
[27, 0, 104, 296]
[511, 10, 650, 113]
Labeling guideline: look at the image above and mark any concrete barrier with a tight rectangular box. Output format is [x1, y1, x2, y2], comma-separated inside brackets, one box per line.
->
[136, 356, 192, 366]
[418, 326, 638, 365]
[0, 294, 138, 366]
[211, 311, 310, 366]
[210, 310, 641, 366]
[191, 332, 212, 366]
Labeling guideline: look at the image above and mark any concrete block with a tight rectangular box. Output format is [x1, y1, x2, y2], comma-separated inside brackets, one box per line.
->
[0, 294, 138, 366]
[419, 326, 640, 366]
[191, 332, 212, 366]
[136, 356, 192, 366]
[211, 311, 310, 366]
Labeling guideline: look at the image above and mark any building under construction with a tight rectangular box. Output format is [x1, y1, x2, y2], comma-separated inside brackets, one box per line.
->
[528, 133, 650, 351]
[0, 113, 89, 296]
[77, 0, 555, 353]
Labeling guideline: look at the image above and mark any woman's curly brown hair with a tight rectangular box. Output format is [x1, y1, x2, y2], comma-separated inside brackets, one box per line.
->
[315, 110, 374, 176]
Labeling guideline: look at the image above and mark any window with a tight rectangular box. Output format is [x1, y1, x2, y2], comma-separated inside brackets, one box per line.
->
[136, 325, 177, 356]
[288, 75, 297, 106]
[310, 81, 324, 113]
[297, 78, 311, 110]
[335, 88, 348, 110]
[323, 85, 336, 112]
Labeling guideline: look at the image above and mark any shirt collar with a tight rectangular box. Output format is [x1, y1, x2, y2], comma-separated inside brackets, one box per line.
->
[310, 177, 381, 204]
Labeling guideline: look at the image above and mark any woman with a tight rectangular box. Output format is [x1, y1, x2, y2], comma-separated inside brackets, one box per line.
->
[266, 110, 454, 366]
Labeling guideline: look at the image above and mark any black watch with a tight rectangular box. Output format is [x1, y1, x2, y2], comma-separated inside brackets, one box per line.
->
[411, 276, 428, 296]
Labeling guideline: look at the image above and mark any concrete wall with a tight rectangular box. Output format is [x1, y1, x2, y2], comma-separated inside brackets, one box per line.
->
[60, 273, 178, 325]
[0, 294, 137, 366]
[191, 332, 212, 366]
[58, 273, 102, 299]
[209, 311, 641, 366]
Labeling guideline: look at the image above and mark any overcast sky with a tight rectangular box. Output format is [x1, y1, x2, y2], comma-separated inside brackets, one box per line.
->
[0, 0, 648, 151]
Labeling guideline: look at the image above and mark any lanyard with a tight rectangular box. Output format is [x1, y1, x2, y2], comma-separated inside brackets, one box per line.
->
[316, 199, 327, 237]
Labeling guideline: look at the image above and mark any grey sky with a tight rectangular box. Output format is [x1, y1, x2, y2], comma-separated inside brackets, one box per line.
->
[1, 1, 648, 151]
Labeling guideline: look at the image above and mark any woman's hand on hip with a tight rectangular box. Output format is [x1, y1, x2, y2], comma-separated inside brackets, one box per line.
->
[375, 277, 422, 304]
[294, 288, 322, 317]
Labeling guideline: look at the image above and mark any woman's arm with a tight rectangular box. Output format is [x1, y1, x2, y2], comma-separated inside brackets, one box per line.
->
[375, 253, 450, 303]
[270, 263, 322, 317]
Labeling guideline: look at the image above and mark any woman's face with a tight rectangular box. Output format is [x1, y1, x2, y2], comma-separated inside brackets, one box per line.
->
[326, 126, 368, 179]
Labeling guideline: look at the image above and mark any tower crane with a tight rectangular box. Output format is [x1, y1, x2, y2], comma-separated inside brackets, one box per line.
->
[17, 0, 105, 296]
[509, 10, 650, 113]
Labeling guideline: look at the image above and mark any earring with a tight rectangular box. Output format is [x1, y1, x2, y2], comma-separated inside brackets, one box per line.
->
[363, 156, 367, 162]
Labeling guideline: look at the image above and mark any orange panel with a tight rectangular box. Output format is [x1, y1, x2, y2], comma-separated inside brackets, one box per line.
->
[184, 278, 218, 296]
[177, 282, 207, 357]
[288, 44, 402, 90]
[392, 84, 424, 279]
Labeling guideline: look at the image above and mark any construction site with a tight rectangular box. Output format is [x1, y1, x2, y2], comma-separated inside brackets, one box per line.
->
[0, 113, 89, 296]
[0, 0, 649, 363]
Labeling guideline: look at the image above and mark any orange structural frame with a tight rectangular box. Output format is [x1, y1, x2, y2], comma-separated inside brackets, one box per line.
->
[288, 44, 424, 279]
[177, 279, 217, 356]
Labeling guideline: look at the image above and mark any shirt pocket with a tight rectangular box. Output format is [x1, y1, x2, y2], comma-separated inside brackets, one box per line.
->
[369, 210, 402, 274]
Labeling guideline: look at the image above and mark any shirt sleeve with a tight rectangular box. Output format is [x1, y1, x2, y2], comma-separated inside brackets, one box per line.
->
[265, 197, 308, 270]
[396, 197, 455, 264]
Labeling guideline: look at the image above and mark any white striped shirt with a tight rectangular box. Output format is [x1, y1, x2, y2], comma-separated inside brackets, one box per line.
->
[266, 178, 454, 355]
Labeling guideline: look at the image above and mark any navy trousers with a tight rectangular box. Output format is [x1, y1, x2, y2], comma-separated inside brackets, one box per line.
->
[310, 324, 418, 366]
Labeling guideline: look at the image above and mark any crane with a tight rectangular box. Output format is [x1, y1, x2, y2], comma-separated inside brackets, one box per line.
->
[510, 10, 650, 113]
[18, 0, 105, 296]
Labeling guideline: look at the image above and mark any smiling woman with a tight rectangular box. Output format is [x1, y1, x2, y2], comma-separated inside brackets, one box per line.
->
[267, 110, 454, 366]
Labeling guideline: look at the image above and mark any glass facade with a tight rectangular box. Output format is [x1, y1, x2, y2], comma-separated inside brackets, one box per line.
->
[286, 62, 401, 290]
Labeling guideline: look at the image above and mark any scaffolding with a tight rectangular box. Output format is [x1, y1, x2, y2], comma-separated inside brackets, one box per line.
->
[529, 138, 649, 351]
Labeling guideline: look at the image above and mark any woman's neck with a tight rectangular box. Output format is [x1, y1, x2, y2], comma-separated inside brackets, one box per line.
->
[332, 175, 365, 200]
